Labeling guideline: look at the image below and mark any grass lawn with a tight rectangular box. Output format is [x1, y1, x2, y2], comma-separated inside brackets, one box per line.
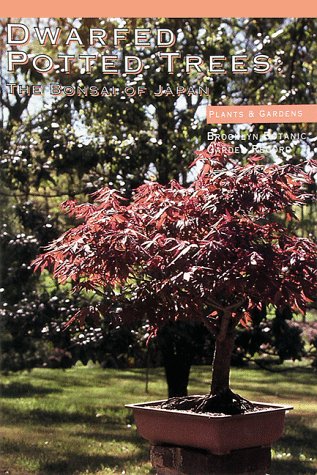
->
[0, 363, 316, 474]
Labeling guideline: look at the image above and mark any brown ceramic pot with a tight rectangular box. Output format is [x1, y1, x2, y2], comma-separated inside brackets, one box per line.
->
[126, 398, 293, 455]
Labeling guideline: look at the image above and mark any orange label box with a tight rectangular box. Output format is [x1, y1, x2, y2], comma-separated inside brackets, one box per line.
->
[206, 104, 317, 124]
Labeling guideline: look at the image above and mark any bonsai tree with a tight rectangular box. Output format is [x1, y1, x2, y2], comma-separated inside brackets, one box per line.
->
[33, 142, 317, 412]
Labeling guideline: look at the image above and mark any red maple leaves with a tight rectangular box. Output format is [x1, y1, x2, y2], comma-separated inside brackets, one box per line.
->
[32, 143, 317, 335]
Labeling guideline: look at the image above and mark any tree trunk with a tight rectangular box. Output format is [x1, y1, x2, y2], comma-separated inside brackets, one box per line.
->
[211, 332, 235, 395]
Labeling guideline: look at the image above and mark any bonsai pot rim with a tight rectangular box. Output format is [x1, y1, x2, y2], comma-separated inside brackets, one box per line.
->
[126, 397, 293, 454]
[126, 398, 293, 419]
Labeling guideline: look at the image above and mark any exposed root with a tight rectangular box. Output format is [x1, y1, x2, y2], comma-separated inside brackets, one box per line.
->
[160, 389, 255, 415]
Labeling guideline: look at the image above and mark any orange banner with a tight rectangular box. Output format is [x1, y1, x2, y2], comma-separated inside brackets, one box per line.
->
[1, 0, 316, 17]
[206, 104, 317, 124]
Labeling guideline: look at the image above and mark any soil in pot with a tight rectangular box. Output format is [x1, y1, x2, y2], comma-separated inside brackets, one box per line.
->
[157, 388, 273, 416]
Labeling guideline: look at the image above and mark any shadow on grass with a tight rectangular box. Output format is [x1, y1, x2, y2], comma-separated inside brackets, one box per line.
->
[231, 384, 317, 401]
[0, 382, 62, 398]
[29, 367, 163, 387]
[276, 416, 317, 456]
[2, 428, 150, 474]
[1, 405, 126, 425]
[234, 365, 317, 384]
[270, 416, 317, 474]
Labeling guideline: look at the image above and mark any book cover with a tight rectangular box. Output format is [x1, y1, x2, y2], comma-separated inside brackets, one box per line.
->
[1, 7, 316, 475]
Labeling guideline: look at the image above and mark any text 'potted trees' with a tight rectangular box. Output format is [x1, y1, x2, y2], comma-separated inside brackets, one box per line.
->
[33, 142, 317, 456]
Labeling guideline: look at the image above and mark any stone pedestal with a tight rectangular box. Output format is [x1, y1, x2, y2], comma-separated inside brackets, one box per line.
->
[150, 445, 271, 475]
